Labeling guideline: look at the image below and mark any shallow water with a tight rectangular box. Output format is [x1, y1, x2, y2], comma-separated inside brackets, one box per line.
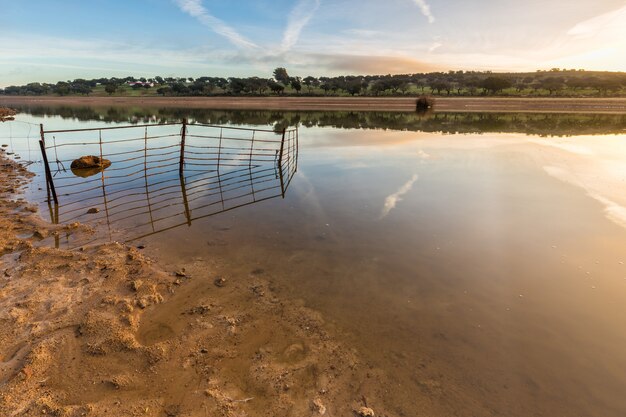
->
[2, 108, 626, 416]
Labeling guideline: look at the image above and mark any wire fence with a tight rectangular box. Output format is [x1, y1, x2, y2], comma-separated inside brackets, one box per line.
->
[39, 120, 298, 247]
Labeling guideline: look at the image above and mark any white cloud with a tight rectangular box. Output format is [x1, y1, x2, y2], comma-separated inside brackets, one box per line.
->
[380, 174, 419, 218]
[343, 29, 384, 38]
[567, 4, 626, 39]
[174, 0, 258, 49]
[281, 0, 321, 52]
[412, 0, 435, 24]
[428, 41, 442, 53]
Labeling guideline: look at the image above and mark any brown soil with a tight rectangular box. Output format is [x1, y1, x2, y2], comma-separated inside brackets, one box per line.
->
[0, 107, 17, 122]
[0, 153, 394, 416]
[2, 96, 626, 113]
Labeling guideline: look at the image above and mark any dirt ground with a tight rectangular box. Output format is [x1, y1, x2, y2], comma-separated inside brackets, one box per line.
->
[2, 96, 626, 113]
[0, 152, 392, 416]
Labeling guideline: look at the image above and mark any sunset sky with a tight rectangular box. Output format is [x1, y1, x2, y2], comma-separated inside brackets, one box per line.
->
[1, 0, 625, 86]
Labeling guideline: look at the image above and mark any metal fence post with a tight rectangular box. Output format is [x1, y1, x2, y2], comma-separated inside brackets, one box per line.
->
[179, 118, 187, 174]
[277, 128, 287, 198]
[38, 124, 58, 204]
[278, 128, 286, 168]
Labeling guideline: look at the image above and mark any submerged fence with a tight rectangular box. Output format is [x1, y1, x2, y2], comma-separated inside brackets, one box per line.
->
[38, 120, 298, 245]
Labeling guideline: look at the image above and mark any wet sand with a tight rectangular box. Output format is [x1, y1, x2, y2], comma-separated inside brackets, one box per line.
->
[2, 96, 626, 113]
[0, 153, 392, 416]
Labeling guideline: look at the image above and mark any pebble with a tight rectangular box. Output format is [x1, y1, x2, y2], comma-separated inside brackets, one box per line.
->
[87, 207, 99, 214]
[312, 398, 326, 415]
[214, 277, 227, 287]
[357, 407, 375, 417]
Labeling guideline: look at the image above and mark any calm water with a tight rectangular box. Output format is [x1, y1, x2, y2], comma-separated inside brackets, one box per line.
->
[2, 107, 626, 416]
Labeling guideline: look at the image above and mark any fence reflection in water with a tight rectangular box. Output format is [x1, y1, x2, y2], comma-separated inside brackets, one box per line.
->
[40, 121, 298, 248]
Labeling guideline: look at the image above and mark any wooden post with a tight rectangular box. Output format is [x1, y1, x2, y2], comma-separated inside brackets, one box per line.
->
[38, 124, 58, 204]
[179, 118, 187, 174]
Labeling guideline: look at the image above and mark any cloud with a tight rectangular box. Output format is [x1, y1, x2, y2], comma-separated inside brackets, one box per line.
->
[566, 4, 626, 39]
[380, 174, 419, 218]
[307, 53, 439, 74]
[174, 0, 258, 49]
[428, 41, 442, 53]
[412, 0, 435, 24]
[343, 29, 384, 38]
[281, 0, 321, 52]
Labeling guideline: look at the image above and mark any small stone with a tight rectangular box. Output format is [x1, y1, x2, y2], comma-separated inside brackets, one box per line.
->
[130, 280, 143, 292]
[33, 229, 49, 239]
[136, 245, 146, 250]
[214, 277, 227, 287]
[1, 144, 7, 147]
[312, 398, 326, 415]
[357, 407, 375, 417]
[175, 269, 187, 277]
[87, 207, 99, 214]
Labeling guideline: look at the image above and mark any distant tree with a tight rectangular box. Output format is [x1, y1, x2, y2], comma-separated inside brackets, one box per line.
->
[540, 78, 564, 95]
[154, 76, 164, 84]
[269, 81, 285, 95]
[346, 80, 362, 96]
[320, 82, 331, 95]
[156, 86, 172, 96]
[104, 83, 117, 95]
[303, 76, 318, 93]
[273, 67, 290, 85]
[290, 77, 302, 94]
[430, 81, 449, 95]
[228, 78, 248, 94]
[248, 77, 269, 94]
[593, 79, 622, 95]
[171, 82, 190, 95]
[481, 77, 512, 94]
[371, 80, 389, 96]
[53, 82, 71, 96]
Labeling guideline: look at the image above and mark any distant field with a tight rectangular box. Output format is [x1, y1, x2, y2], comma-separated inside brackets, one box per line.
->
[2, 96, 626, 114]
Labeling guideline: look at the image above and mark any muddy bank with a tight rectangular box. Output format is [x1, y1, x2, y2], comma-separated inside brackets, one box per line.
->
[2, 96, 626, 114]
[0, 153, 399, 416]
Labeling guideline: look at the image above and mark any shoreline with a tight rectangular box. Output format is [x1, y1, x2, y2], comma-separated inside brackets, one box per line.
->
[0, 152, 392, 416]
[2, 96, 626, 113]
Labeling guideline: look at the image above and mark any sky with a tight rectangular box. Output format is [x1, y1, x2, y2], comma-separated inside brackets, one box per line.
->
[1, 0, 625, 86]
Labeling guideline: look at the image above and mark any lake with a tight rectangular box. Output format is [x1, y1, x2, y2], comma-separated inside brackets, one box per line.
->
[2, 107, 626, 416]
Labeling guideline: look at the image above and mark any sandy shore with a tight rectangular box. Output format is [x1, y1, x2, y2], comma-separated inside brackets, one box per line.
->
[0, 152, 389, 416]
[2, 96, 626, 113]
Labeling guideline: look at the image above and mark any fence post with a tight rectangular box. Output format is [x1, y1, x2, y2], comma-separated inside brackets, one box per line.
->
[38, 124, 58, 205]
[179, 173, 192, 226]
[278, 128, 286, 168]
[294, 126, 299, 173]
[277, 128, 287, 198]
[179, 118, 187, 174]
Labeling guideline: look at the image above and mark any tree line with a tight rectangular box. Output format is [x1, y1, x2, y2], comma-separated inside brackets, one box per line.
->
[1, 68, 624, 97]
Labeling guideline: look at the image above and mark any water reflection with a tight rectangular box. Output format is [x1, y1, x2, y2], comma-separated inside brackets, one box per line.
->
[8, 104, 626, 136]
[44, 123, 298, 248]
